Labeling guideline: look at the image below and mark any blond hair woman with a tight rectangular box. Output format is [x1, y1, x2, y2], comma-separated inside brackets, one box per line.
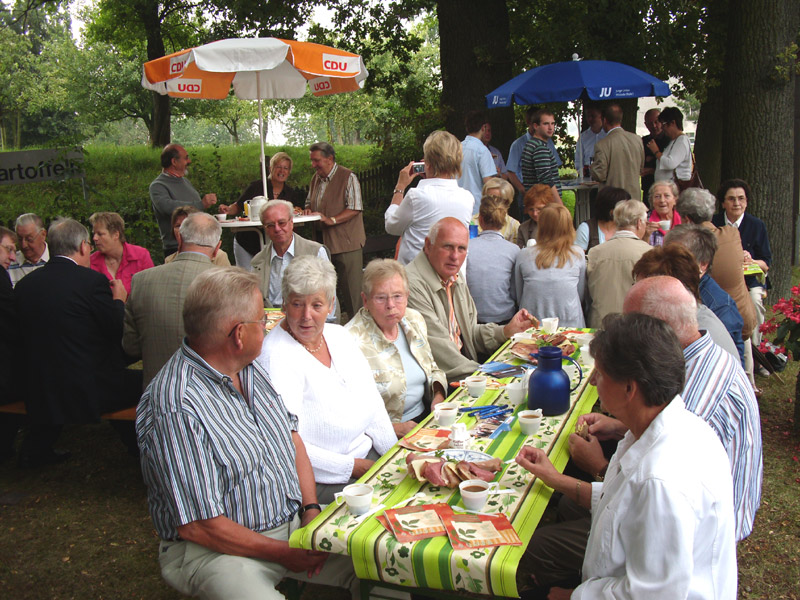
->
[514, 204, 586, 327]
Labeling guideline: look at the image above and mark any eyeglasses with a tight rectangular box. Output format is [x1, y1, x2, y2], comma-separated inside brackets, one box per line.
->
[371, 293, 407, 305]
[1, 244, 15, 254]
[19, 231, 43, 245]
[227, 314, 269, 337]
[264, 219, 290, 230]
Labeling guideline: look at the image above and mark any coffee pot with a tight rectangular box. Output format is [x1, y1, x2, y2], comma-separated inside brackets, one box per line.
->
[527, 346, 583, 415]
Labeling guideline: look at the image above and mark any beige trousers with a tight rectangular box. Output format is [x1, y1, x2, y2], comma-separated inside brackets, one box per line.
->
[159, 513, 359, 600]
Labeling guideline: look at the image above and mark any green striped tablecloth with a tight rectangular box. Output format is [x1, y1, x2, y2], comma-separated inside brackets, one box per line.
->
[290, 332, 597, 597]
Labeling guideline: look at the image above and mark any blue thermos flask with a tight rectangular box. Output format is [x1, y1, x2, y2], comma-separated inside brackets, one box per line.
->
[527, 346, 583, 415]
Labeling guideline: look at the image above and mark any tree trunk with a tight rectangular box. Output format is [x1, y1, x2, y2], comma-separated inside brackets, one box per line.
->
[694, 84, 724, 193]
[793, 49, 800, 265]
[796, 368, 800, 435]
[138, 1, 171, 147]
[720, 0, 799, 300]
[437, 0, 515, 152]
[619, 98, 638, 134]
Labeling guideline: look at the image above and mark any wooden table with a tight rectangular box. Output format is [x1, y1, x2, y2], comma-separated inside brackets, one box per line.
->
[289, 330, 597, 598]
[219, 214, 321, 250]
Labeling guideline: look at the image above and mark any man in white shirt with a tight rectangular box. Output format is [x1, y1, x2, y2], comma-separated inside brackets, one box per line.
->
[250, 200, 331, 308]
[457, 110, 497, 213]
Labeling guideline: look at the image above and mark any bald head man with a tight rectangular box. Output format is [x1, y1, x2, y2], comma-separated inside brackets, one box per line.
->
[623, 276, 700, 347]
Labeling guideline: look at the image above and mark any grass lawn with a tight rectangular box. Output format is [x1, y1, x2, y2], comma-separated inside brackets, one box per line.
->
[1, 365, 798, 598]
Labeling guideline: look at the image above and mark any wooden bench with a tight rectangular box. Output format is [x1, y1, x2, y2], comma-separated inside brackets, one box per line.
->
[0, 401, 137, 421]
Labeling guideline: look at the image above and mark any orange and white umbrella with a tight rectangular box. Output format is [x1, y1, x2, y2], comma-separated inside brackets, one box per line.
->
[142, 38, 368, 188]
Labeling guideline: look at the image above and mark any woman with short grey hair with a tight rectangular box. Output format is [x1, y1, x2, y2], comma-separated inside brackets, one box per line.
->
[346, 259, 447, 437]
[257, 255, 396, 503]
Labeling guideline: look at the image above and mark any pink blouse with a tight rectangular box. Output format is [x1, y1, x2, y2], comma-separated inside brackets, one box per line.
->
[90, 242, 154, 294]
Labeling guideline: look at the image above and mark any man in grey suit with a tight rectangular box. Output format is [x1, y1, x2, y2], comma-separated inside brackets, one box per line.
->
[590, 104, 645, 201]
[250, 200, 330, 308]
[123, 212, 223, 389]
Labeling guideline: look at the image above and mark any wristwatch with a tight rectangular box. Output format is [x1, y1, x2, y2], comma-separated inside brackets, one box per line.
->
[331, 216, 337, 225]
[298, 503, 321, 517]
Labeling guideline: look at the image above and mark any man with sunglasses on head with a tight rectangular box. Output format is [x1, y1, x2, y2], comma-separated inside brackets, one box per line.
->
[8, 213, 48, 287]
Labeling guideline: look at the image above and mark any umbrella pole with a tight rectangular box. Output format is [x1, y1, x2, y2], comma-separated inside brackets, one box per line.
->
[257, 72, 268, 196]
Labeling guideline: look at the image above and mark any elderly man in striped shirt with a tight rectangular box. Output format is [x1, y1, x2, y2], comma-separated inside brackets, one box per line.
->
[136, 267, 358, 600]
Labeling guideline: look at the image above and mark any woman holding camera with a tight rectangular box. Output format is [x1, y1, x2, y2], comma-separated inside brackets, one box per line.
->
[385, 130, 474, 264]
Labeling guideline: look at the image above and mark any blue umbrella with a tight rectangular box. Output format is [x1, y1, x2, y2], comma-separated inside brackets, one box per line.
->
[486, 59, 670, 107]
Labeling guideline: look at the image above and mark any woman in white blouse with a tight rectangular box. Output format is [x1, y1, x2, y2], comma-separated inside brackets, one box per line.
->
[385, 130, 474, 264]
[649, 107, 692, 183]
[257, 256, 396, 503]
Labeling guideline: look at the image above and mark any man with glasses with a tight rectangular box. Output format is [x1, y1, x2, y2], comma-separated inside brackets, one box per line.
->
[251, 200, 330, 309]
[14, 218, 133, 467]
[8, 213, 48, 287]
[150, 144, 218, 256]
[123, 212, 224, 389]
[136, 267, 359, 600]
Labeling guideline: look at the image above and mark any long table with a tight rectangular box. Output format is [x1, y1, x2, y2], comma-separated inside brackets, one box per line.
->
[289, 331, 597, 598]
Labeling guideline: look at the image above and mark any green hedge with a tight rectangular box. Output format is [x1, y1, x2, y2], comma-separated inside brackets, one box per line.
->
[0, 143, 383, 261]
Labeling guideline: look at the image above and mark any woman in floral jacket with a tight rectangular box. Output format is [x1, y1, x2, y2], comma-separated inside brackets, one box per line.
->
[346, 259, 447, 437]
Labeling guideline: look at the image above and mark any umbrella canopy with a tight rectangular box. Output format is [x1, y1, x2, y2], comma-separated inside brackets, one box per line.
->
[142, 38, 368, 193]
[142, 37, 368, 99]
[485, 59, 670, 107]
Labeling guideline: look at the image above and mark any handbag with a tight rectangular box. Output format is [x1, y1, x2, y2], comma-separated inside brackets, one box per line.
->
[674, 145, 702, 192]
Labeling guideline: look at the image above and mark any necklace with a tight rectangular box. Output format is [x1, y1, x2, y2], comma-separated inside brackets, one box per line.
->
[288, 327, 325, 354]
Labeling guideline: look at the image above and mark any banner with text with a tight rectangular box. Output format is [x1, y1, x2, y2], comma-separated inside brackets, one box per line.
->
[0, 148, 84, 186]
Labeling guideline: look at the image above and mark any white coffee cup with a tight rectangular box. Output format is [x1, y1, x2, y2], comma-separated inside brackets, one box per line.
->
[459, 479, 499, 512]
[658, 219, 671, 231]
[334, 483, 373, 515]
[506, 380, 526, 404]
[215, 214, 227, 222]
[541, 317, 559, 334]
[518, 409, 543, 435]
[465, 375, 487, 398]
[434, 403, 459, 427]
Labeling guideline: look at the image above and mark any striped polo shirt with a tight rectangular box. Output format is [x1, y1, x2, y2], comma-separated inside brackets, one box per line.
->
[683, 332, 763, 541]
[520, 137, 562, 192]
[136, 342, 302, 541]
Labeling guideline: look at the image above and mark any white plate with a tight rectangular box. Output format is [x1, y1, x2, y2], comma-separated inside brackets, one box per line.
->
[420, 449, 493, 463]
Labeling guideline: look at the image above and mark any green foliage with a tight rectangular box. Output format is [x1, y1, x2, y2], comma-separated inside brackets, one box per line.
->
[0, 143, 385, 258]
[283, 15, 443, 162]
